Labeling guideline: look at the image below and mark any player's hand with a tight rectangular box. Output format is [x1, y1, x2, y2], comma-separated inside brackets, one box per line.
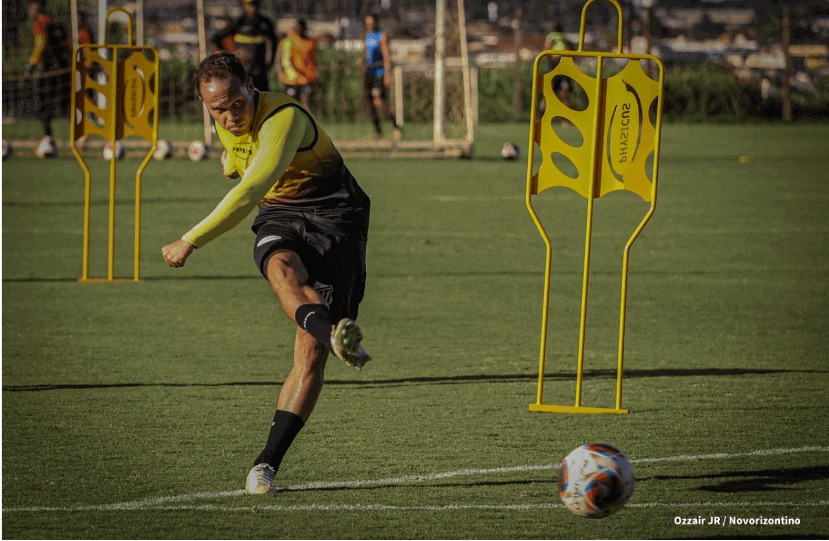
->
[162, 239, 196, 268]
[383, 72, 391, 88]
[221, 150, 240, 179]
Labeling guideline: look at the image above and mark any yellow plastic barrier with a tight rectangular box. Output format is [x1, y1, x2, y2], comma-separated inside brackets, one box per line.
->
[526, 0, 665, 413]
[71, 8, 159, 282]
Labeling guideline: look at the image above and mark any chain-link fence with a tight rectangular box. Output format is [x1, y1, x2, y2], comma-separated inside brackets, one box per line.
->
[3, 0, 490, 142]
[5, 0, 828, 132]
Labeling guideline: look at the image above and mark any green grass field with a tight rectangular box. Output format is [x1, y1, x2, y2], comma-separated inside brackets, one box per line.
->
[3, 123, 828, 539]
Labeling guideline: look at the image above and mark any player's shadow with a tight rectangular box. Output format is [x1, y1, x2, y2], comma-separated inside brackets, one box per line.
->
[336, 366, 828, 387]
[3, 368, 827, 393]
[684, 534, 826, 541]
[283, 477, 551, 494]
[641, 465, 829, 493]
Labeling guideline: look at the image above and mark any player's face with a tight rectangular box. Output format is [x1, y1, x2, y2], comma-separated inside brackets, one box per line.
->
[200, 76, 256, 136]
[365, 16, 376, 32]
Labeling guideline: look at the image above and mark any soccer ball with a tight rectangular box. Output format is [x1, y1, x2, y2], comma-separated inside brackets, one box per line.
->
[558, 443, 635, 518]
[2, 140, 12, 159]
[188, 140, 209, 161]
[500, 142, 520, 160]
[35, 136, 57, 158]
[103, 141, 125, 160]
[154, 139, 173, 160]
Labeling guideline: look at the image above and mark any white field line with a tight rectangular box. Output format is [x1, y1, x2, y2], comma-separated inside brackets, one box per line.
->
[20, 501, 828, 513]
[4, 446, 828, 513]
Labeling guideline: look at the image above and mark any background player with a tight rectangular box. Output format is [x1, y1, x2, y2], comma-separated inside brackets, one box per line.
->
[25, 0, 71, 140]
[539, 26, 574, 124]
[162, 52, 371, 494]
[277, 19, 318, 109]
[362, 13, 402, 140]
[212, 0, 277, 91]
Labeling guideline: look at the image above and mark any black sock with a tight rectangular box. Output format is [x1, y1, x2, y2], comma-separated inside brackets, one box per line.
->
[371, 111, 382, 133]
[254, 410, 305, 470]
[295, 303, 333, 349]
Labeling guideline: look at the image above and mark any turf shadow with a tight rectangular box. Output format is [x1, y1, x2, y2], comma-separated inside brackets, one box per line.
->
[3, 367, 826, 393]
[279, 477, 552, 494]
[641, 465, 829, 493]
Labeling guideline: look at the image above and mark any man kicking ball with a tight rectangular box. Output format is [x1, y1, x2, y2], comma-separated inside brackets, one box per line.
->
[162, 52, 371, 494]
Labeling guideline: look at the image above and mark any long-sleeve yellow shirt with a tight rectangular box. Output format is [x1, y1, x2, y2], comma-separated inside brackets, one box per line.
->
[183, 91, 367, 248]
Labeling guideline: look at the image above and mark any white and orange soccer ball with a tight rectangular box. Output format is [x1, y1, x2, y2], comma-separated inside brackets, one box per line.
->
[154, 139, 173, 160]
[103, 141, 125, 160]
[188, 140, 209, 161]
[35, 136, 57, 158]
[558, 443, 635, 518]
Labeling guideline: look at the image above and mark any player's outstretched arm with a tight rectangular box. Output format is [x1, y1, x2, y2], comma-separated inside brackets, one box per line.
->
[178, 107, 309, 249]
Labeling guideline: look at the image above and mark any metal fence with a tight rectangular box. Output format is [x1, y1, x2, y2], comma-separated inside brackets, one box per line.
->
[2, 0, 483, 132]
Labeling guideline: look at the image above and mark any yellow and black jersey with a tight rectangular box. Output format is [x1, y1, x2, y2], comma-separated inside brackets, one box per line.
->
[211, 14, 276, 78]
[219, 91, 350, 205]
[182, 91, 369, 248]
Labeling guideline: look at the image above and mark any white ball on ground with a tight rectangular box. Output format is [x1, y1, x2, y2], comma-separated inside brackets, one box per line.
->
[154, 140, 173, 160]
[35, 136, 57, 158]
[500, 142, 520, 160]
[558, 443, 635, 518]
[188, 141, 209, 161]
[103, 141, 125, 161]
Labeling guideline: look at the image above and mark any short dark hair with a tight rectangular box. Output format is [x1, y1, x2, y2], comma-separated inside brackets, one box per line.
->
[30, 0, 48, 13]
[194, 52, 248, 96]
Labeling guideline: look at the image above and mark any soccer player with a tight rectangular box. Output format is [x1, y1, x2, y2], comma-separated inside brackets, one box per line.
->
[161, 52, 371, 494]
[212, 0, 277, 91]
[75, 13, 95, 152]
[276, 20, 318, 109]
[540, 26, 574, 123]
[362, 13, 402, 140]
[25, 0, 72, 139]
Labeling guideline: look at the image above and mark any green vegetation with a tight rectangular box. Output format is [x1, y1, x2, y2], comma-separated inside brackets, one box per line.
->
[3, 124, 829, 539]
[7, 57, 827, 127]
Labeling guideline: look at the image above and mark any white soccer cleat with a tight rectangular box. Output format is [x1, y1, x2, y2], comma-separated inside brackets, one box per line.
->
[245, 463, 278, 494]
[330, 318, 371, 370]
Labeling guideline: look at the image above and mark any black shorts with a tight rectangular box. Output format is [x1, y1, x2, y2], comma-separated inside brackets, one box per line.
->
[36, 70, 71, 116]
[364, 74, 387, 101]
[253, 219, 367, 321]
